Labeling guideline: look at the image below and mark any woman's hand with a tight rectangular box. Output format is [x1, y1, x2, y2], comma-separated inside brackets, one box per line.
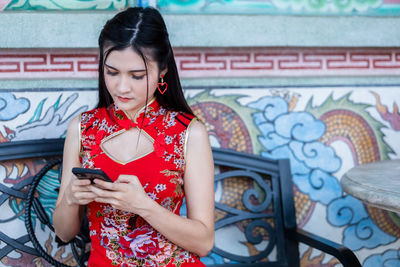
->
[65, 178, 97, 206]
[90, 175, 151, 214]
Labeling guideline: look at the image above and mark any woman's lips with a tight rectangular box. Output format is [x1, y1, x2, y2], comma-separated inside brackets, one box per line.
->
[118, 96, 132, 103]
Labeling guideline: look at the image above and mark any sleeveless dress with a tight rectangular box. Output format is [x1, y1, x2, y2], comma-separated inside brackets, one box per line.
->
[79, 97, 205, 267]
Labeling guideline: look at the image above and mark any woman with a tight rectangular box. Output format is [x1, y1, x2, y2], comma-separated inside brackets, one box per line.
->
[53, 7, 215, 267]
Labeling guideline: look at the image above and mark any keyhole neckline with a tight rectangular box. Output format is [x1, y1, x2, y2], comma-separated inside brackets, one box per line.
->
[99, 127, 155, 165]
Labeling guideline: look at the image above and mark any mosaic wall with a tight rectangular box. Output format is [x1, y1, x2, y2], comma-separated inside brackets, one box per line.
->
[157, 0, 400, 15]
[1, 0, 400, 263]
[1, 82, 400, 266]
[0, 0, 129, 10]
[1, 0, 400, 15]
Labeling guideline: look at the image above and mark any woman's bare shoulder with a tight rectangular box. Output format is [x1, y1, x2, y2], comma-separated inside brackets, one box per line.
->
[66, 114, 81, 137]
[187, 118, 207, 138]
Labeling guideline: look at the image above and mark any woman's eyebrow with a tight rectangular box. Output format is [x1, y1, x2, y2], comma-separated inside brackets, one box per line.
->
[104, 63, 146, 73]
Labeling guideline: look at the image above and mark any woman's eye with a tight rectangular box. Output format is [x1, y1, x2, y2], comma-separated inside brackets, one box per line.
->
[106, 71, 118, 76]
[106, 70, 143, 80]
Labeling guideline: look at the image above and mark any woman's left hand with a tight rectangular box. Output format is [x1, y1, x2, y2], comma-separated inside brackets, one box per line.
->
[90, 174, 151, 214]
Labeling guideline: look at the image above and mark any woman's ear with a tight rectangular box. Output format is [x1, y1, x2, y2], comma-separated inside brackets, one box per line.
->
[160, 68, 168, 77]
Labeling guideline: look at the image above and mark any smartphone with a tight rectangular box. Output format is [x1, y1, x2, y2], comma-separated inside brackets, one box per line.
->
[72, 167, 113, 183]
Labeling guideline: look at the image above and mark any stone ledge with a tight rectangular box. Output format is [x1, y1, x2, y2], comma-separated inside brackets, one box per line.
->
[1, 77, 400, 90]
[0, 11, 399, 48]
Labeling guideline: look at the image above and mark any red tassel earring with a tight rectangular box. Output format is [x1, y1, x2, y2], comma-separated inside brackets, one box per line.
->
[157, 75, 168, 94]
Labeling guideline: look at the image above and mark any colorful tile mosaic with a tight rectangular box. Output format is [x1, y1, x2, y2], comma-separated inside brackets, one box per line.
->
[1, 85, 400, 266]
[0, 0, 128, 11]
[1, 0, 400, 15]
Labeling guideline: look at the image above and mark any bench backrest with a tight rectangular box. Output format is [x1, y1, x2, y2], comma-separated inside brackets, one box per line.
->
[0, 138, 299, 266]
[209, 148, 297, 266]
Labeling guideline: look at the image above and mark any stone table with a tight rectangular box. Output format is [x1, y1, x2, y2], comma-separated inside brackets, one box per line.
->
[340, 159, 400, 213]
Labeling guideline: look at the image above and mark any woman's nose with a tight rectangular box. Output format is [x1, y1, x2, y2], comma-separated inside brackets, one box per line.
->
[116, 75, 131, 94]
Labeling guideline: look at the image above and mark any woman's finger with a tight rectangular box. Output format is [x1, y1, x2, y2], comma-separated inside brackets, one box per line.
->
[93, 179, 117, 190]
[72, 192, 97, 205]
[72, 178, 92, 186]
[90, 184, 116, 198]
[71, 184, 93, 193]
[116, 174, 139, 184]
[94, 197, 117, 206]
[73, 191, 97, 200]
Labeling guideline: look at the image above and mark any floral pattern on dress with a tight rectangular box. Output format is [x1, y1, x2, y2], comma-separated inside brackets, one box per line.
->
[97, 213, 195, 266]
[152, 121, 188, 170]
[80, 108, 118, 168]
[80, 99, 201, 266]
[160, 169, 184, 198]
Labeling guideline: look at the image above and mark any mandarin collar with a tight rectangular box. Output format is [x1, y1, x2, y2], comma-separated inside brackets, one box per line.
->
[110, 96, 161, 129]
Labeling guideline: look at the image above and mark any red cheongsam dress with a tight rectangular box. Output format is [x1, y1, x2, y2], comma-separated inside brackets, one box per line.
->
[79, 97, 205, 266]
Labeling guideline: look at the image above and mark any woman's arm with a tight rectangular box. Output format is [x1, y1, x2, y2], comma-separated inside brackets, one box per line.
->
[92, 120, 215, 256]
[143, 120, 215, 256]
[53, 115, 96, 242]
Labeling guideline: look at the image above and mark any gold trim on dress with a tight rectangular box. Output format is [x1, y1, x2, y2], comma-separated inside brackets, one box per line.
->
[78, 113, 82, 156]
[183, 117, 198, 172]
[122, 95, 156, 123]
[100, 128, 155, 165]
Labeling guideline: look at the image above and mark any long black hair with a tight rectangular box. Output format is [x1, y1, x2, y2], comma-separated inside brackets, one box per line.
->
[97, 7, 194, 116]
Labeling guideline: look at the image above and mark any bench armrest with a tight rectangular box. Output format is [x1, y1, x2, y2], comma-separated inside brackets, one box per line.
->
[294, 228, 361, 267]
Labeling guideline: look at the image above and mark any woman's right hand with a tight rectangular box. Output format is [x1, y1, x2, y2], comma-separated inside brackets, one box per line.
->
[65, 178, 97, 206]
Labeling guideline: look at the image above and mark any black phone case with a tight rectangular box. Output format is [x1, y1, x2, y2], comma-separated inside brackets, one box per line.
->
[71, 168, 113, 183]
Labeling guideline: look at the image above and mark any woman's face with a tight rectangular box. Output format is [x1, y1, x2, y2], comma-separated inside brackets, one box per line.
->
[103, 46, 167, 118]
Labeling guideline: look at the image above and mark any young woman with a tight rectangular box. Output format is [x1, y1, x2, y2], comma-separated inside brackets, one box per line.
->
[53, 7, 215, 266]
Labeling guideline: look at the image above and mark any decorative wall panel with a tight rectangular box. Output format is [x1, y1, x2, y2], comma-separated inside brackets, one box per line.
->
[1, 85, 400, 266]
[2, 48, 400, 79]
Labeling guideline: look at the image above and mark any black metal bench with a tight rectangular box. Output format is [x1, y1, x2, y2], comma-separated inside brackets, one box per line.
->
[0, 138, 361, 267]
